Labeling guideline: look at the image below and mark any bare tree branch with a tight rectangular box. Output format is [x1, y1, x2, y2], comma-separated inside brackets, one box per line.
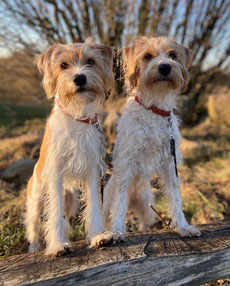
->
[0, 0, 229, 121]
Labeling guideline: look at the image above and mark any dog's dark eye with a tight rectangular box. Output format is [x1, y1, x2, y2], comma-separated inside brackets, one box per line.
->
[144, 53, 152, 60]
[60, 62, 68, 69]
[87, 59, 95, 65]
[168, 52, 176, 60]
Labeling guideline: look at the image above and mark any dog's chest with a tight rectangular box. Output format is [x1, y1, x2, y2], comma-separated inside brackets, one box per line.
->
[118, 107, 181, 168]
[134, 117, 179, 174]
[130, 111, 177, 148]
[139, 116, 172, 156]
[50, 117, 105, 178]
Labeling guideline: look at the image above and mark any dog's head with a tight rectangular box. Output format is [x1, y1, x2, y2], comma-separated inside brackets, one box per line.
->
[123, 36, 193, 93]
[36, 38, 114, 105]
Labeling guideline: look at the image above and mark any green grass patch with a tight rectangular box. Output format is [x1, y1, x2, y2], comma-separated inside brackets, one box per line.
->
[0, 103, 51, 137]
[0, 220, 27, 257]
[69, 220, 86, 241]
[183, 202, 199, 223]
[0, 215, 86, 257]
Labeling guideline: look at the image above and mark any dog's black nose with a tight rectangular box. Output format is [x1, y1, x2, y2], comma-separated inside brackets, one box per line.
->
[158, 64, 171, 76]
[73, 74, 87, 86]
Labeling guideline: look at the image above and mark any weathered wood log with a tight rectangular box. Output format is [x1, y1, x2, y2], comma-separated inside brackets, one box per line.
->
[0, 221, 230, 286]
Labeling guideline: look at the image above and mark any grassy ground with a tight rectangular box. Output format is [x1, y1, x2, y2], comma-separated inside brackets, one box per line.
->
[180, 119, 230, 224]
[0, 102, 230, 266]
[0, 103, 50, 138]
[0, 103, 50, 257]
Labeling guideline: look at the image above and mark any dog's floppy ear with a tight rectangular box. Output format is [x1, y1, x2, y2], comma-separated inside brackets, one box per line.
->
[129, 63, 140, 90]
[180, 46, 193, 91]
[181, 69, 190, 92]
[97, 44, 114, 91]
[183, 46, 193, 68]
[123, 46, 140, 90]
[99, 44, 113, 62]
[35, 45, 58, 99]
[124, 46, 135, 58]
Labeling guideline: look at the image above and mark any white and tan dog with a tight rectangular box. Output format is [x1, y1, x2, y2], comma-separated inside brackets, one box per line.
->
[102, 36, 201, 243]
[25, 39, 114, 256]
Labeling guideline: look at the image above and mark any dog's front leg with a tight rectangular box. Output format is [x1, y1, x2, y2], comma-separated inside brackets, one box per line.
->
[45, 174, 72, 256]
[85, 166, 106, 247]
[90, 173, 131, 247]
[161, 162, 201, 237]
[108, 174, 132, 243]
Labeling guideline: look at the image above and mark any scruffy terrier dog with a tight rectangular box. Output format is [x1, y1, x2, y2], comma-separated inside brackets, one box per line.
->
[25, 39, 114, 256]
[102, 36, 201, 243]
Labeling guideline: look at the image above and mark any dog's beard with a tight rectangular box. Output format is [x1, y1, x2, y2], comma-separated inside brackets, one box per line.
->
[141, 64, 184, 91]
[75, 89, 97, 103]
[58, 87, 104, 107]
[57, 74, 105, 105]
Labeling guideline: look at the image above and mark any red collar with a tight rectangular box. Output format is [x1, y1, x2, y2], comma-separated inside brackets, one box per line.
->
[57, 100, 98, 124]
[134, 95, 171, 117]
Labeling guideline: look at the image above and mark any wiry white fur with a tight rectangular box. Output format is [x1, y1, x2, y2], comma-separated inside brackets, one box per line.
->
[46, 99, 106, 254]
[25, 40, 113, 256]
[25, 98, 106, 256]
[101, 50, 201, 243]
[44, 99, 106, 181]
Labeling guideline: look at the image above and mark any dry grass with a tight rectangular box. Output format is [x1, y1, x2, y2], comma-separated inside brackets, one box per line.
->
[0, 51, 44, 105]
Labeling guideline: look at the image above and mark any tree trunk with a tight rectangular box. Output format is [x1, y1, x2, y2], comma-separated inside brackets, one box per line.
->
[0, 221, 230, 286]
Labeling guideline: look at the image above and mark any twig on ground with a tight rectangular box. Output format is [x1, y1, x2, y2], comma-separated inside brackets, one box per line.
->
[148, 203, 171, 229]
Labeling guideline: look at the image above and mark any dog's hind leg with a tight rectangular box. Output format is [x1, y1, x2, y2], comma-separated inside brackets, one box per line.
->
[25, 172, 42, 253]
[129, 181, 156, 231]
[63, 189, 80, 237]
[103, 174, 115, 230]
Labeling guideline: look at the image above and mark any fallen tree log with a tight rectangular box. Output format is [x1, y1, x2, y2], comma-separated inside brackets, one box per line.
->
[0, 221, 230, 286]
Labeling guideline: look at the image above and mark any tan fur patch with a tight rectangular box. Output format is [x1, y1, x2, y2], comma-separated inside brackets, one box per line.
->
[35, 112, 53, 182]
[27, 175, 34, 197]
[27, 109, 54, 197]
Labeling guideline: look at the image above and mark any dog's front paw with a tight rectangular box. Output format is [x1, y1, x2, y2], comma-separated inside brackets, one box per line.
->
[45, 242, 73, 257]
[111, 231, 126, 244]
[89, 231, 126, 247]
[28, 242, 40, 253]
[178, 225, 201, 237]
[90, 231, 114, 248]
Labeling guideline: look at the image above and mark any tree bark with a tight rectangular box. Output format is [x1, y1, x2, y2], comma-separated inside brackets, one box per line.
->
[0, 221, 230, 286]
